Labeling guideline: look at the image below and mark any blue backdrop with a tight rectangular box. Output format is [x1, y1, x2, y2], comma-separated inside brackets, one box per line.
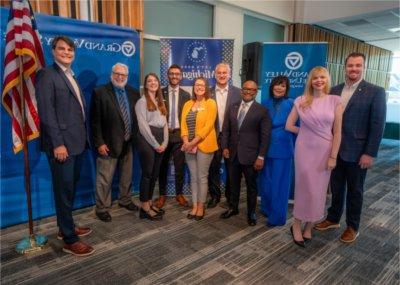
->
[0, 9, 140, 228]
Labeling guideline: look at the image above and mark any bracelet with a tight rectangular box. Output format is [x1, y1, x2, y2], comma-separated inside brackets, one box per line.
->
[329, 156, 337, 160]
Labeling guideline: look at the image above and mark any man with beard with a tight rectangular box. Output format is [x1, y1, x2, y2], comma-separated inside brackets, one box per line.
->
[91, 63, 140, 222]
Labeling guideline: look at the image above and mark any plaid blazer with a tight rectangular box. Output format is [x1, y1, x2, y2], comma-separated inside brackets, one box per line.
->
[330, 80, 386, 162]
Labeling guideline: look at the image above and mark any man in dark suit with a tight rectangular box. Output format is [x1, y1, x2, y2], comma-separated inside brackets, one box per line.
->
[36, 36, 94, 256]
[91, 63, 140, 222]
[155, 64, 190, 209]
[208, 62, 241, 208]
[220, 80, 271, 226]
[315, 52, 386, 243]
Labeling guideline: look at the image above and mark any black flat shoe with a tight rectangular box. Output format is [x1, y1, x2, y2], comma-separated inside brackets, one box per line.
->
[194, 214, 204, 221]
[151, 206, 165, 215]
[96, 211, 112, 222]
[187, 213, 195, 219]
[290, 226, 305, 248]
[139, 208, 162, 221]
[220, 208, 239, 219]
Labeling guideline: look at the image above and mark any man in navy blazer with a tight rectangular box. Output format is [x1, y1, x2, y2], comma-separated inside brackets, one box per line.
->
[208, 62, 241, 208]
[220, 80, 271, 226]
[36, 36, 94, 256]
[315, 52, 386, 243]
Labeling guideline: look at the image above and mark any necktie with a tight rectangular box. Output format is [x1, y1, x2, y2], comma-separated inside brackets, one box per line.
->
[237, 102, 247, 129]
[116, 88, 131, 140]
[170, 89, 176, 129]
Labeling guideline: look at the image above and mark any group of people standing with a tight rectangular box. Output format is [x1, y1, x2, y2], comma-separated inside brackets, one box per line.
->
[35, 35, 386, 257]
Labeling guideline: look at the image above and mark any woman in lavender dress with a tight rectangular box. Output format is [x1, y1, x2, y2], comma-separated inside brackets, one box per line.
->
[286, 67, 343, 247]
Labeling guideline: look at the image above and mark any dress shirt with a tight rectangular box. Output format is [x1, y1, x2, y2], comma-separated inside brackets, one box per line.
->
[55, 61, 85, 120]
[341, 78, 363, 109]
[215, 86, 228, 131]
[168, 85, 180, 129]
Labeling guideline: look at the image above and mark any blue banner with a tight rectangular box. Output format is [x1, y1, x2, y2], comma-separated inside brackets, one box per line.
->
[260, 43, 327, 104]
[160, 38, 234, 87]
[0, 9, 140, 228]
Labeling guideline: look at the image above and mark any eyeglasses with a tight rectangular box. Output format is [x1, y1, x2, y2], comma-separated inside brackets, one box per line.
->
[112, 72, 128, 78]
[194, 84, 206, 88]
[242, 88, 257, 94]
[168, 72, 181, 77]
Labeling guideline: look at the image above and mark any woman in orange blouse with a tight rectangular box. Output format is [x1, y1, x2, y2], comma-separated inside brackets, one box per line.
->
[181, 77, 218, 220]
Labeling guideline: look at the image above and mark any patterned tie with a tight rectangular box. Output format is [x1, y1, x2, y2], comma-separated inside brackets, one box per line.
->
[170, 89, 176, 129]
[116, 88, 131, 140]
[237, 102, 248, 129]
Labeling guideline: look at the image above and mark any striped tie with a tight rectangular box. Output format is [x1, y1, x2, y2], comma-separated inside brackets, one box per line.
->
[237, 102, 247, 129]
[116, 88, 131, 140]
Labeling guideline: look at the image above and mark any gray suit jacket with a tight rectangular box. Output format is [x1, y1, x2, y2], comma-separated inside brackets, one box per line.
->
[221, 101, 271, 165]
[331, 80, 386, 162]
[210, 85, 241, 134]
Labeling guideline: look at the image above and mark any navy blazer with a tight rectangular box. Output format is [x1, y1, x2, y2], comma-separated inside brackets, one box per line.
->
[221, 101, 271, 165]
[210, 85, 241, 134]
[91, 82, 140, 158]
[331, 80, 386, 162]
[36, 63, 88, 156]
[264, 97, 295, 159]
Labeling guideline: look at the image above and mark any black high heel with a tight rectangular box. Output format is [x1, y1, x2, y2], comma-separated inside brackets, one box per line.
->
[139, 208, 162, 220]
[151, 206, 165, 215]
[303, 236, 311, 243]
[290, 226, 305, 248]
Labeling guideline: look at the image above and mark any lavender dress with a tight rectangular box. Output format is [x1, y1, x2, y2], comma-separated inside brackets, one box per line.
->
[293, 95, 341, 222]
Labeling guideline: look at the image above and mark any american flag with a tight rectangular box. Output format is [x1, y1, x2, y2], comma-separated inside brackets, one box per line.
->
[2, 0, 45, 153]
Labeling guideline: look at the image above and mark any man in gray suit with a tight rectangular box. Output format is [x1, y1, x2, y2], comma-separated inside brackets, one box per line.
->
[91, 63, 140, 222]
[220, 80, 271, 226]
[315, 52, 386, 243]
[36, 36, 94, 256]
[208, 62, 241, 208]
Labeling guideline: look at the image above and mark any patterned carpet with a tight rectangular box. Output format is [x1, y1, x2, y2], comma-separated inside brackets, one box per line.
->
[1, 139, 399, 285]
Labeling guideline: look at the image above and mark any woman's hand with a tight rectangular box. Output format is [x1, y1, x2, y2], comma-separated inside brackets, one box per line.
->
[156, 146, 165, 153]
[327, 157, 337, 170]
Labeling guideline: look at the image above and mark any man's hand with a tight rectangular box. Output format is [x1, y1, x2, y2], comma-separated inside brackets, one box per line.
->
[156, 146, 165, 153]
[98, 144, 109, 156]
[54, 145, 68, 162]
[253, 158, 264, 171]
[222, 149, 230, 159]
[359, 154, 374, 169]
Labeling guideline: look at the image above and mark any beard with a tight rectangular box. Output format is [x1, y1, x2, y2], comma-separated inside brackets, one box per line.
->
[111, 77, 128, 89]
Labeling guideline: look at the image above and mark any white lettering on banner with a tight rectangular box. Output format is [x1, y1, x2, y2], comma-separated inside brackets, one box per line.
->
[264, 70, 308, 89]
[41, 36, 135, 57]
[182, 69, 215, 80]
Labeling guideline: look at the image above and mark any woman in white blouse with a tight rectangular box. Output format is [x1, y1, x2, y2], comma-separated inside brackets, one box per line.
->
[135, 73, 168, 220]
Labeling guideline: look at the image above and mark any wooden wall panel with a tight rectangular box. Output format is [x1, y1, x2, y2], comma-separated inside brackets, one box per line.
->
[288, 23, 393, 89]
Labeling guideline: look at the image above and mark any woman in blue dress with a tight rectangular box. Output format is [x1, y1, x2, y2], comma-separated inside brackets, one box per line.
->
[260, 75, 294, 226]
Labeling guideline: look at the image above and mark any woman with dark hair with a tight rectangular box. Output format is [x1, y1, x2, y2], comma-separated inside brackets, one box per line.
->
[135, 73, 168, 220]
[181, 77, 218, 220]
[259, 75, 295, 227]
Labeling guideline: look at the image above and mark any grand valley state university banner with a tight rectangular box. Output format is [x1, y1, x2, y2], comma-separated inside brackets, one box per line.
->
[159, 38, 234, 195]
[0, 8, 140, 228]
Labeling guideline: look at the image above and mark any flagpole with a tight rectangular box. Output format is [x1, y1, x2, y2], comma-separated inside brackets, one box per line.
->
[15, 55, 47, 254]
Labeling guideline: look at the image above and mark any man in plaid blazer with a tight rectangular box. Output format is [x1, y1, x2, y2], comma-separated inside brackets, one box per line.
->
[315, 52, 386, 243]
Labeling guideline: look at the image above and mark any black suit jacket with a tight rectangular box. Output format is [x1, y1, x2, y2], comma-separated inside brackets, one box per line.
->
[36, 63, 87, 155]
[162, 86, 190, 142]
[91, 82, 140, 158]
[210, 85, 241, 134]
[222, 101, 271, 165]
[331, 80, 386, 162]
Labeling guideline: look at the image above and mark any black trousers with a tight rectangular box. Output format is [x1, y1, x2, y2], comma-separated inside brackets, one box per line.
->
[47, 152, 83, 244]
[158, 130, 185, 196]
[327, 156, 367, 231]
[208, 135, 230, 201]
[137, 127, 164, 202]
[228, 156, 258, 216]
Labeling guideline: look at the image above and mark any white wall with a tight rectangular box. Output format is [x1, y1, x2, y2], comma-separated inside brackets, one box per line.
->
[213, 2, 244, 86]
[294, 0, 399, 23]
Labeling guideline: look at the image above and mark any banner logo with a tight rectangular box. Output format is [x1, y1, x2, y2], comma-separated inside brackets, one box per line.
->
[186, 41, 207, 63]
[122, 41, 135, 57]
[285, 52, 303, 70]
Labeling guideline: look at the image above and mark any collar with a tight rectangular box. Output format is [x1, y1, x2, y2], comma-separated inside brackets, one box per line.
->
[168, 85, 179, 93]
[345, 77, 363, 88]
[216, 85, 228, 93]
[55, 60, 74, 75]
[241, 99, 254, 107]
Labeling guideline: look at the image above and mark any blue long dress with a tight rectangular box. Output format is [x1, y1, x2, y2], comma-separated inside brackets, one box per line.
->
[259, 96, 294, 226]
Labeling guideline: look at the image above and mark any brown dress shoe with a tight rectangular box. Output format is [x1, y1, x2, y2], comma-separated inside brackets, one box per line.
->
[63, 241, 94, 256]
[314, 219, 340, 231]
[154, 196, 166, 209]
[340, 227, 359, 243]
[176, 194, 188, 207]
[57, 227, 92, 240]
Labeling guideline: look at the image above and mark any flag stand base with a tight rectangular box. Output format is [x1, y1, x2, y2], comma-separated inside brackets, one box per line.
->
[16, 234, 48, 254]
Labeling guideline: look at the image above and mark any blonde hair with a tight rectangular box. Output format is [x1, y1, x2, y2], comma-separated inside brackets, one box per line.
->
[300, 66, 331, 109]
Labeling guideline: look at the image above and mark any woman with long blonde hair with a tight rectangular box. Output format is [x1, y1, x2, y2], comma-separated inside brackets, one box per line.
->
[285, 66, 343, 247]
[135, 73, 168, 220]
